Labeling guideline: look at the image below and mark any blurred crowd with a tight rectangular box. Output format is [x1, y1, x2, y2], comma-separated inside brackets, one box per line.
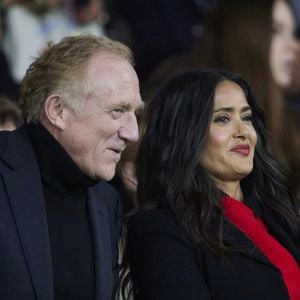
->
[1, 0, 300, 202]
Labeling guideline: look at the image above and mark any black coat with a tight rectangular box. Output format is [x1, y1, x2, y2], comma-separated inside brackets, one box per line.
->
[0, 125, 121, 300]
[127, 204, 300, 300]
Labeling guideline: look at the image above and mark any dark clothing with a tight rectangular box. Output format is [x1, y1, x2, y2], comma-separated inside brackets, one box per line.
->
[0, 124, 121, 300]
[0, 49, 19, 102]
[28, 123, 95, 300]
[127, 195, 300, 299]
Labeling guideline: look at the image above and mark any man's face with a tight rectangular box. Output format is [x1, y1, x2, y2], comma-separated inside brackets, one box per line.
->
[60, 54, 143, 181]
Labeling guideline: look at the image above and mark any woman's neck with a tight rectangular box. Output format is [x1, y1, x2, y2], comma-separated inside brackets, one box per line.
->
[216, 180, 244, 201]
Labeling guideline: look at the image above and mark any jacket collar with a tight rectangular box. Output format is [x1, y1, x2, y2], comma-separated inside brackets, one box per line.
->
[220, 191, 300, 267]
[1, 124, 54, 300]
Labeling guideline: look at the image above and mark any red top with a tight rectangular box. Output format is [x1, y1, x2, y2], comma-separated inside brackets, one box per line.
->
[222, 195, 300, 300]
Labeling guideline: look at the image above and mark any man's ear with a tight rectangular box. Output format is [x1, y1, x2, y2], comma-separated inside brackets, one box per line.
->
[44, 95, 66, 130]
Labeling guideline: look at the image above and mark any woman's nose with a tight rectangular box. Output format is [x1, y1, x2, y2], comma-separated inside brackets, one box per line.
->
[233, 121, 250, 139]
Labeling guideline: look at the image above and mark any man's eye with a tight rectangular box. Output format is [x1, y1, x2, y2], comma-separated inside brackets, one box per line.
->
[112, 109, 124, 118]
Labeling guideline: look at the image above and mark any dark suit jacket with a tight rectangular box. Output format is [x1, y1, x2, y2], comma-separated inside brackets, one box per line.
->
[0, 125, 121, 300]
[128, 207, 300, 300]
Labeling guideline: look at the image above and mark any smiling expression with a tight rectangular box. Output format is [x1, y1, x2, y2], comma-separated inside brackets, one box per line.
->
[200, 80, 257, 186]
[60, 54, 144, 181]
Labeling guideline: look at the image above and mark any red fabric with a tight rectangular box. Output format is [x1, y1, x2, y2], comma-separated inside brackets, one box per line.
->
[222, 195, 300, 300]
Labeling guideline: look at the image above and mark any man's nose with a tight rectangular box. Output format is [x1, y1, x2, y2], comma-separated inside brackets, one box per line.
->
[119, 113, 139, 143]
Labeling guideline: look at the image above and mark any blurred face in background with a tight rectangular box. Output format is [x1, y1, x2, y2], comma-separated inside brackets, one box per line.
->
[0, 121, 17, 131]
[45, 0, 61, 9]
[74, 0, 104, 24]
[270, 0, 300, 89]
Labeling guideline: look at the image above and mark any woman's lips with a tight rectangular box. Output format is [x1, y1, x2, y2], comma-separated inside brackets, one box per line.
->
[231, 145, 250, 156]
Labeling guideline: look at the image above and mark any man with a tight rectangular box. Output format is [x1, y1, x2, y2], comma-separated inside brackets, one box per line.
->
[0, 35, 143, 300]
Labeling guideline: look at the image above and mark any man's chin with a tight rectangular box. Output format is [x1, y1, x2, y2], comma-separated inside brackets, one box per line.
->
[95, 169, 116, 182]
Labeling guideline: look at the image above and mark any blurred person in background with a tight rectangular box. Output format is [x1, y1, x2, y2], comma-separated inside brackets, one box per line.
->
[66, 0, 106, 36]
[2, 0, 65, 82]
[0, 96, 23, 131]
[111, 110, 144, 214]
[121, 68, 300, 300]
[2, 0, 107, 83]
[268, 0, 300, 199]
[0, 5, 19, 101]
[112, 142, 139, 214]
[110, 0, 217, 80]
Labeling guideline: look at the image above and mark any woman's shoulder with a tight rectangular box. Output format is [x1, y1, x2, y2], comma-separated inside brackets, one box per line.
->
[127, 208, 199, 261]
[128, 208, 182, 237]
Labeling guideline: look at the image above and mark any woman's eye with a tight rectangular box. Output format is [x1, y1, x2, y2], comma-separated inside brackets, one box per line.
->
[214, 116, 230, 123]
[242, 114, 253, 122]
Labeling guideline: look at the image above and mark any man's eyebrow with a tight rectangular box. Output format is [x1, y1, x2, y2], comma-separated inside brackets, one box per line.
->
[108, 102, 131, 110]
[110, 101, 144, 112]
[213, 106, 251, 113]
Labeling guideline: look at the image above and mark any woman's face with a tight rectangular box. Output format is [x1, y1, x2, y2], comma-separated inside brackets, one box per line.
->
[200, 80, 257, 186]
[270, 0, 299, 89]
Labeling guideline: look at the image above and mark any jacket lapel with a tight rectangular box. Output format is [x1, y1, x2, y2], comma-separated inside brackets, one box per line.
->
[87, 187, 113, 300]
[262, 212, 300, 264]
[2, 126, 54, 300]
[221, 190, 300, 268]
[222, 218, 280, 272]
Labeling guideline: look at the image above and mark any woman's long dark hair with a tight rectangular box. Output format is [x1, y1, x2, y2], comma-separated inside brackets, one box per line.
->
[120, 68, 299, 298]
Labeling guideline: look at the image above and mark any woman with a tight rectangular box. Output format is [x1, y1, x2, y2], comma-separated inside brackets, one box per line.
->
[142, 0, 300, 198]
[122, 69, 300, 299]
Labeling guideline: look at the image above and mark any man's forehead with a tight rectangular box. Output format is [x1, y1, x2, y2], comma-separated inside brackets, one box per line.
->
[90, 52, 131, 68]
[88, 55, 137, 84]
[103, 95, 144, 111]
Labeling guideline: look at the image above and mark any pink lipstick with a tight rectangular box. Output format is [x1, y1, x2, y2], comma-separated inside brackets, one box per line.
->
[231, 145, 250, 156]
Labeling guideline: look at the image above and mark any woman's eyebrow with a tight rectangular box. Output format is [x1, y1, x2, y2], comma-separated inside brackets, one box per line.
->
[213, 106, 251, 113]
